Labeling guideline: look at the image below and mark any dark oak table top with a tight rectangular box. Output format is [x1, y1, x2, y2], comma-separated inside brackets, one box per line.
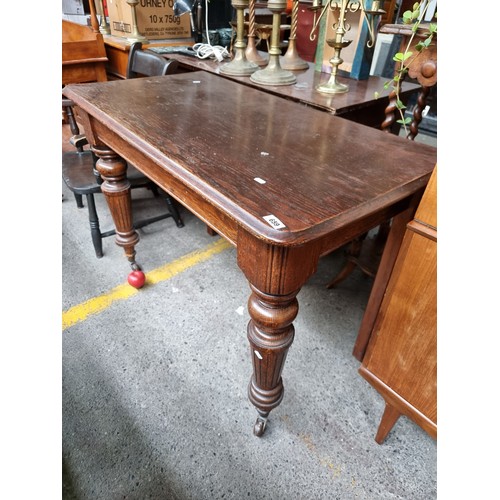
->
[63, 71, 436, 435]
[64, 72, 435, 248]
[156, 52, 421, 117]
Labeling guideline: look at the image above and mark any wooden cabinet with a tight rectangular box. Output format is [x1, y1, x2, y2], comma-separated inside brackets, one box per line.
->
[358, 166, 437, 444]
[62, 20, 108, 84]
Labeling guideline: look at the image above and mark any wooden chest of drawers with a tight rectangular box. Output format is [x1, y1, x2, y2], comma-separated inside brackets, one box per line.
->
[359, 166, 437, 443]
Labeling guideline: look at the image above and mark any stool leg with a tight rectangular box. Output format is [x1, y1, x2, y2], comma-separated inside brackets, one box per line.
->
[73, 193, 84, 209]
[163, 194, 184, 228]
[86, 193, 104, 258]
[149, 184, 160, 197]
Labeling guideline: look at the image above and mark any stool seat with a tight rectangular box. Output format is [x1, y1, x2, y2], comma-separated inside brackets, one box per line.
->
[62, 148, 184, 259]
[62, 151, 160, 194]
[62, 151, 101, 194]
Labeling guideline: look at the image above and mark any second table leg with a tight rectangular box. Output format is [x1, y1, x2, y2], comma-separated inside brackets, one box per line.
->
[247, 284, 298, 436]
[92, 144, 141, 269]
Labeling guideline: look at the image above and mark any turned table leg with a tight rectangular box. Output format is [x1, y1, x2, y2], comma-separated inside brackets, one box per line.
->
[237, 229, 319, 436]
[92, 145, 141, 270]
[247, 285, 298, 436]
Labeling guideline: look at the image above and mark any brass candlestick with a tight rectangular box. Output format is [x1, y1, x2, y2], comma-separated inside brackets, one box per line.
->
[317, 0, 351, 93]
[281, 0, 309, 71]
[220, 0, 259, 76]
[96, 0, 110, 35]
[126, 0, 148, 44]
[309, 0, 386, 94]
[250, 0, 296, 86]
[318, 38, 351, 93]
[245, 0, 269, 66]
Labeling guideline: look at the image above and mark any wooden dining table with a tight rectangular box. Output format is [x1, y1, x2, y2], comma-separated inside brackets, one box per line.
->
[63, 71, 436, 436]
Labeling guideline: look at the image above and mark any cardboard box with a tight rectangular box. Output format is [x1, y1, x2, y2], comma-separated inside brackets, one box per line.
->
[62, 13, 90, 25]
[107, 0, 192, 40]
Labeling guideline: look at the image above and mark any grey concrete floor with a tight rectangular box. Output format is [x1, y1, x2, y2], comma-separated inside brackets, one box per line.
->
[62, 125, 437, 499]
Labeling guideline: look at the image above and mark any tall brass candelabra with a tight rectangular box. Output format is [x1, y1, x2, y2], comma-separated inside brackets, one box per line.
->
[309, 0, 385, 94]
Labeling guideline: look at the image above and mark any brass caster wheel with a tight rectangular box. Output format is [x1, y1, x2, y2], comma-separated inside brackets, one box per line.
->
[253, 415, 268, 437]
[130, 260, 142, 271]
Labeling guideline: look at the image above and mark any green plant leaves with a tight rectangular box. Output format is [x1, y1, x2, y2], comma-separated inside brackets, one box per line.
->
[393, 51, 413, 62]
[377, 1, 437, 135]
[396, 99, 406, 111]
[402, 11, 413, 24]
[397, 117, 412, 126]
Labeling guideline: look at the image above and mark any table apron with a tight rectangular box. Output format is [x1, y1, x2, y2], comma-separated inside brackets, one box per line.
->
[90, 117, 241, 246]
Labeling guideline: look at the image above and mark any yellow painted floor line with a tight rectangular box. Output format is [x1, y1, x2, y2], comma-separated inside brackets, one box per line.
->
[62, 238, 232, 331]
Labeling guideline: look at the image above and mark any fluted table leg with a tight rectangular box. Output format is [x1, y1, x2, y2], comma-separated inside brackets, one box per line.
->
[247, 285, 298, 436]
[237, 229, 319, 436]
[92, 145, 141, 270]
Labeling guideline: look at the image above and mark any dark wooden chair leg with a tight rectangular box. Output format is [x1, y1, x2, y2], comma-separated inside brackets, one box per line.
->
[86, 193, 104, 258]
[327, 220, 391, 289]
[326, 259, 358, 289]
[326, 234, 366, 288]
[149, 184, 160, 197]
[375, 220, 391, 245]
[73, 193, 84, 208]
[162, 193, 184, 228]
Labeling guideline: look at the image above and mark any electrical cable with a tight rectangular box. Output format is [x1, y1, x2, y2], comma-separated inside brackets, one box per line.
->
[191, 0, 230, 62]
